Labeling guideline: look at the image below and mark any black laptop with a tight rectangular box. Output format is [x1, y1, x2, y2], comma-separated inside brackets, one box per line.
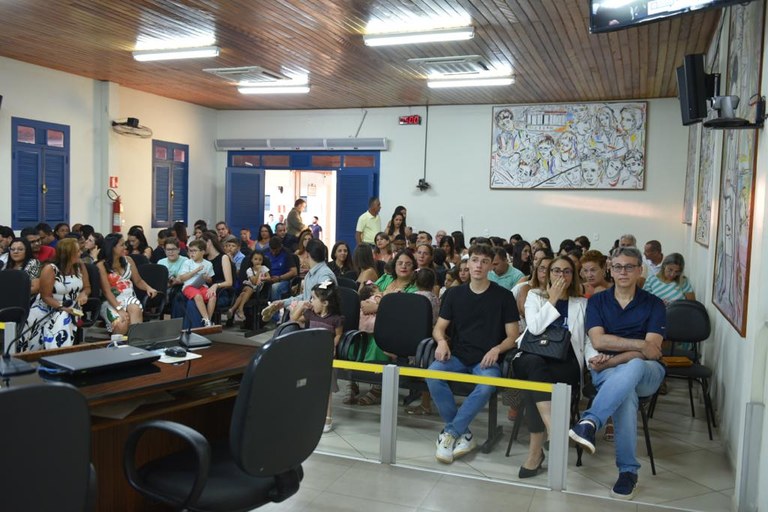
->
[127, 318, 184, 349]
[39, 346, 160, 376]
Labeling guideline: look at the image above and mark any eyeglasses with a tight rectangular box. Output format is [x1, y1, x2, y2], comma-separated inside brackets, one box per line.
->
[537, 265, 550, 272]
[396, 261, 414, 268]
[550, 268, 572, 276]
[165, 247, 179, 252]
[611, 264, 639, 273]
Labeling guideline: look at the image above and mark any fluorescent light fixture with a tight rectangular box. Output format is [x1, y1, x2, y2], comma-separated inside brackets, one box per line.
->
[133, 45, 220, 62]
[237, 76, 309, 87]
[238, 86, 310, 95]
[427, 77, 514, 88]
[364, 26, 474, 47]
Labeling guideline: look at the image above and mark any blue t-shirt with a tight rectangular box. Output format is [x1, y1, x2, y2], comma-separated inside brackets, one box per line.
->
[585, 287, 665, 344]
[266, 248, 295, 278]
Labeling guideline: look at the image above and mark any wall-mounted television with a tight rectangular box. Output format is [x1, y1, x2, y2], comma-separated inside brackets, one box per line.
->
[677, 54, 717, 125]
[589, 0, 756, 34]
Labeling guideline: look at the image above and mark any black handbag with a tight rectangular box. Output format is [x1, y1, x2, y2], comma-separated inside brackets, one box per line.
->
[520, 324, 571, 361]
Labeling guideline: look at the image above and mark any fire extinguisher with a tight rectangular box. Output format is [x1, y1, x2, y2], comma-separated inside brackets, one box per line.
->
[107, 189, 122, 233]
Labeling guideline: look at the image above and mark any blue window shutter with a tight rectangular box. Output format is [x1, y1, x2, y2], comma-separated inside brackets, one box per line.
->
[226, 167, 264, 236]
[336, 169, 374, 249]
[12, 148, 41, 228]
[171, 164, 187, 223]
[42, 150, 68, 225]
[153, 164, 171, 227]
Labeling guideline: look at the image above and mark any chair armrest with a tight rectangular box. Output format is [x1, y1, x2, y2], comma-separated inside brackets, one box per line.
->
[0, 306, 27, 323]
[123, 419, 211, 510]
[336, 330, 368, 361]
[415, 338, 436, 369]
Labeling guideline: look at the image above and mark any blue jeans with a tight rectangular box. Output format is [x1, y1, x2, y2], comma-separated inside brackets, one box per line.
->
[582, 358, 666, 474]
[426, 357, 500, 438]
[269, 280, 291, 302]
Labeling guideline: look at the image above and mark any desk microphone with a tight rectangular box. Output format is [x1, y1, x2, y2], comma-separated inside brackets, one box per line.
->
[178, 298, 212, 350]
[1, 306, 60, 379]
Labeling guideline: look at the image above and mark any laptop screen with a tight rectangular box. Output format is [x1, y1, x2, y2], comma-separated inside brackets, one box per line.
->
[127, 318, 183, 349]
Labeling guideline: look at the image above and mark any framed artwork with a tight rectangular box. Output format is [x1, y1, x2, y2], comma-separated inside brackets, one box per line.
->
[695, 123, 716, 246]
[682, 124, 699, 224]
[712, 1, 765, 336]
[490, 102, 647, 189]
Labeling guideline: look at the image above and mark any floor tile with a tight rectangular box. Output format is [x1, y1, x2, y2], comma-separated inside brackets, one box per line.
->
[254, 486, 321, 512]
[529, 489, 638, 512]
[651, 449, 734, 491]
[327, 460, 441, 507]
[418, 474, 534, 512]
[659, 490, 734, 512]
[297, 453, 357, 491]
[307, 491, 418, 512]
[397, 456, 488, 478]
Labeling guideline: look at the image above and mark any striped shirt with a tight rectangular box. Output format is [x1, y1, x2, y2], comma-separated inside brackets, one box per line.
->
[643, 274, 693, 305]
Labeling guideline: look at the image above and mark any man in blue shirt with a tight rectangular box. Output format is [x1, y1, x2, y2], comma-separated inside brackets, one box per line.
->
[264, 236, 297, 303]
[569, 246, 666, 501]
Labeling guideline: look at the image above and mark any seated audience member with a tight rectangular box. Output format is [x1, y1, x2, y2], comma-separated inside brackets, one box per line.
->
[416, 231, 433, 246]
[511, 240, 532, 278]
[262, 239, 335, 322]
[274, 222, 287, 241]
[223, 235, 245, 272]
[643, 240, 664, 276]
[254, 224, 274, 253]
[353, 244, 379, 290]
[178, 239, 217, 327]
[515, 252, 554, 321]
[575, 235, 591, 252]
[406, 233, 418, 249]
[70, 223, 83, 236]
[618, 233, 637, 248]
[386, 210, 407, 241]
[414, 243, 444, 295]
[172, 221, 189, 251]
[452, 231, 468, 257]
[489, 236, 506, 247]
[262, 236, 298, 306]
[81, 232, 103, 264]
[427, 244, 520, 463]
[21, 238, 90, 352]
[159, 237, 189, 302]
[201, 231, 235, 310]
[439, 235, 461, 267]
[532, 237, 551, 253]
[405, 267, 441, 416]
[229, 250, 270, 322]
[513, 256, 586, 478]
[36, 223, 56, 247]
[434, 230, 447, 247]
[643, 252, 695, 304]
[0, 225, 15, 268]
[67, 232, 86, 256]
[80, 224, 95, 240]
[215, 221, 231, 242]
[509, 233, 523, 246]
[569, 246, 665, 501]
[22, 227, 55, 263]
[391, 234, 407, 253]
[373, 231, 393, 263]
[558, 239, 578, 257]
[150, 229, 169, 264]
[127, 226, 152, 263]
[3, 237, 41, 294]
[53, 222, 71, 246]
[328, 241, 353, 277]
[384, 205, 407, 235]
[97, 233, 158, 334]
[294, 229, 314, 278]
[488, 246, 524, 290]
[240, 227, 256, 251]
[581, 250, 611, 298]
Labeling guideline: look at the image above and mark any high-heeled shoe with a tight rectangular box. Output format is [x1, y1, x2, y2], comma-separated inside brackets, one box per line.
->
[518, 450, 545, 479]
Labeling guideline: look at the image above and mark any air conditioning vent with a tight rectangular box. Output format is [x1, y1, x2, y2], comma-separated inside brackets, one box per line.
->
[214, 138, 389, 151]
[203, 66, 287, 84]
[214, 139, 269, 150]
[325, 138, 388, 150]
[408, 55, 489, 76]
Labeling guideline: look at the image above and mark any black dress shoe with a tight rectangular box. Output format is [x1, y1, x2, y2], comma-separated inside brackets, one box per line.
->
[518, 450, 545, 479]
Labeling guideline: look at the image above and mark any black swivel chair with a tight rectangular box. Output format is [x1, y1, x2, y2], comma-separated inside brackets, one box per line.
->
[0, 270, 32, 348]
[337, 276, 359, 290]
[1, 383, 97, 512]
[137, 264, 169, 321]
[657, 299, 716, 439]
[124, 329, 334, 512]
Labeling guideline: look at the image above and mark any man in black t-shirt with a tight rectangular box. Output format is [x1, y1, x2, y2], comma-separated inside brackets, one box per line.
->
[426, 244, 520, 464]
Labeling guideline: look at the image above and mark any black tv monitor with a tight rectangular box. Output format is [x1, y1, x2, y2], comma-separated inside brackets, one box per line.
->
[590, 0, 755, 34]
[677, 54, 711, 125]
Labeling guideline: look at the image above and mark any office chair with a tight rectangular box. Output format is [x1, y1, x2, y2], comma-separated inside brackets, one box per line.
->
[124, 329, 334, 512]
[0, 270, 31, 349]
[136, 264, 169, 321]
[337, 276, 358, 290]
[657, 299, 716, 439]
[1, 383, 97, 512]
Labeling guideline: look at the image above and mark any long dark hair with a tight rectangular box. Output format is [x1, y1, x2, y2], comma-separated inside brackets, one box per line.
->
[172, 221, 188, 243]
[311, 281, 341, 317]
[201, 230, 226, 256]
[386, 212, 406, 239]
[4, 238, 34, 271]
[330, 241, 352, 272]
[257, 223, 274, 242]
[512, 240, 532, 276]
[127, 226, 149, 254]
[451, 231, 467, 252]
[100, 233, 126, 274]
[352, 244, 376, 274]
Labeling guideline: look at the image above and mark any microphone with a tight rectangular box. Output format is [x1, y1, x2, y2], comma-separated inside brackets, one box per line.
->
[178, 294, 211, 350]
[1, 306, 61, 379]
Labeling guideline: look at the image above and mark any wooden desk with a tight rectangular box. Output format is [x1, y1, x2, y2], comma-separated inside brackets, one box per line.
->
[13, 337, 261, 511]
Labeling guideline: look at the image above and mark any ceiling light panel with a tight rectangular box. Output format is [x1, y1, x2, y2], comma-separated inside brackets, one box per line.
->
[133, 46, 220, 61]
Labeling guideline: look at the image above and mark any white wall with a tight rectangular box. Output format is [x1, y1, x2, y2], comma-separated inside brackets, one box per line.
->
[0, 56, 218, 239]
[218, 99, 688, 252]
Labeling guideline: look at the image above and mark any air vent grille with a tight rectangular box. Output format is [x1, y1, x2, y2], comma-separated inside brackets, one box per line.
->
[408, 55, 489, 76]
[203, 66, 286, 84]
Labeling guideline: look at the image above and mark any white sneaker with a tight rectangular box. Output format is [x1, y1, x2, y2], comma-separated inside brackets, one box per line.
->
[435, 431, 456, 464]
[453, 432, 476, 459]
[202, 318, 212, 327]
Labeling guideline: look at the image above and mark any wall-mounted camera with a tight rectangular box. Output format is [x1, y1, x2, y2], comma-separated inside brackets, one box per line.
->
[416, 179, 431, 191]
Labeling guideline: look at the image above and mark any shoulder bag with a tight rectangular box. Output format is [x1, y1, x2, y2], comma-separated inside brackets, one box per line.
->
[520, 324, 571, 361]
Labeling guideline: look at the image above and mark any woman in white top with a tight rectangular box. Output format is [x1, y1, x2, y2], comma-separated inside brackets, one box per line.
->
[512, 256, 587, 478]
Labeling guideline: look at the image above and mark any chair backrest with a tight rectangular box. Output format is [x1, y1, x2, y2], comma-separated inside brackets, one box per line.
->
[230, 328, 334, 476]
[666, 299, 711, 343]
[0, 270, 31, 323]
[338, 286, 360, 331]
[374, 293, 433, 357]
[270, 321, 303, 340]
[1, 383, 92, 511]
[84, 263, 102, 300]
[337, 276, 358, 290]
[137, 263, 169, 295]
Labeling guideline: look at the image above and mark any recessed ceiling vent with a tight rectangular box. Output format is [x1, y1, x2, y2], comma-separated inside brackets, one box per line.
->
[408, 55, 489, 76]
[203, 66, 287, 84]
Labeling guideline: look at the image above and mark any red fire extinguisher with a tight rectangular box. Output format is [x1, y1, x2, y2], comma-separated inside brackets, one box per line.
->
[107, 189, 122, 233]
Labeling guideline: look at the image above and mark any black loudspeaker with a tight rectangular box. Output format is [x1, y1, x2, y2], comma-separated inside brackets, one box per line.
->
[676, 54, 715, 126]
